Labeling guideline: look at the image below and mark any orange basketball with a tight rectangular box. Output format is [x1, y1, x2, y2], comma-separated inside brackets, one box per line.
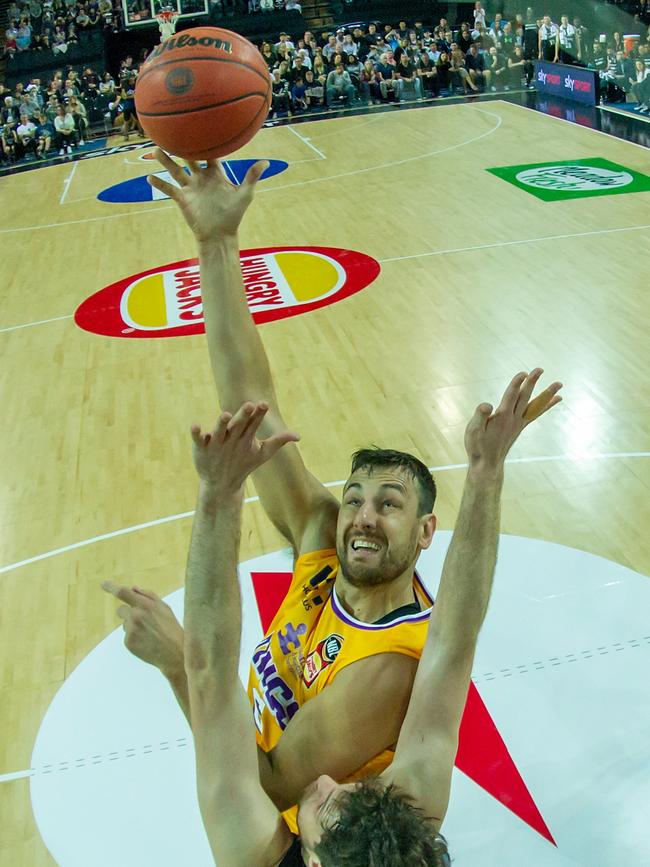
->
[135, 26, 271, 160]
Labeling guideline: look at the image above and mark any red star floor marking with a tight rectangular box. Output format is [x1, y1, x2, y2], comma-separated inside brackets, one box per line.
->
[250, 570, 554, 844]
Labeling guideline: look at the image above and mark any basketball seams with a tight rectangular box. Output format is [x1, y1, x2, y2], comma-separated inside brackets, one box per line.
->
[179, 91, 271, 157]
[137, 54, 270, 89]
[138, 89, 269, 117]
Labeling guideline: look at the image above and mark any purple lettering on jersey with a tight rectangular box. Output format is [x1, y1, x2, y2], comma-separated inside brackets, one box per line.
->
[252, 635, 300, 730]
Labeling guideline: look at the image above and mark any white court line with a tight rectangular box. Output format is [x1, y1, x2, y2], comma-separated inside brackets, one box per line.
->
[0, 314, 73, 334]
[0, 104, 498, 234]
[262, 105, 502, 192]
[314, 115, 384, 139]
[500, 99, 650, 152]
[286, 123, 327, 160]
[0, 769, 33, 782]
[380, 222, 650, 263]
[2, 220, 649, 335]
[0, 452, 648, 579]
[0, 203, 173, 235]
[222, 159, 240, 185]
[59, 160, 78, 205]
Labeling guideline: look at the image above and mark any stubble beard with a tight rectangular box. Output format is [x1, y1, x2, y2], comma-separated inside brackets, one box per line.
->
[336, 537, 416, 588]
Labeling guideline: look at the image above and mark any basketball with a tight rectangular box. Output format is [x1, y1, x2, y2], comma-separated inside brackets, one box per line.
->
[134, 27, 272, 160]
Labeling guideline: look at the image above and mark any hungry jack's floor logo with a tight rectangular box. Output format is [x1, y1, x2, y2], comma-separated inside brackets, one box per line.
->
[74, 247, 381, 338]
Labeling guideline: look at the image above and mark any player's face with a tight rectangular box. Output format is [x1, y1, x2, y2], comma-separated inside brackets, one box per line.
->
[336, 467, 431, 588]
[297, 775, 359, 858]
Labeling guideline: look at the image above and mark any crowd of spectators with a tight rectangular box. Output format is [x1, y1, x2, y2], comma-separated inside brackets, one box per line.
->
[2, 5, 650, 165]
[259, 12, 650, 117]
[3, 0, 123, 61]
[0, 54, 145, 163]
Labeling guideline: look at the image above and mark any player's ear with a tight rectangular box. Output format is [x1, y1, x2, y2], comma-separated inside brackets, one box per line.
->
[418, 513, 436, 550]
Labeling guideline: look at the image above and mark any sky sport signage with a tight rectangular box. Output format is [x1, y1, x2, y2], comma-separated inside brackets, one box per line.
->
[74, 247, 381, 338]
[486, 157, 650, 202]
[533, 60, 598, 105]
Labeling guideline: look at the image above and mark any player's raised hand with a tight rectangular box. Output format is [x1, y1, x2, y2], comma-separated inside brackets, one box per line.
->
[191, 401, 300, 496]
[148, 147, 268, 241]
[464, 369, 562, 472]
[101, 581, 184, 677]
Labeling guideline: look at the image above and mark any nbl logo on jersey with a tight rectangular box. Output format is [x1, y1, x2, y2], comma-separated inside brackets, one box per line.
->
[302, 633, 344, 688]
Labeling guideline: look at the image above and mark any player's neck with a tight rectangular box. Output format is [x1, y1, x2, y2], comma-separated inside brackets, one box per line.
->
[335, 570, 417, 623]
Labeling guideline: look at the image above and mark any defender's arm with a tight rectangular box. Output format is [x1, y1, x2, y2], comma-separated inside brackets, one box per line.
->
[385, 371, 562, 824]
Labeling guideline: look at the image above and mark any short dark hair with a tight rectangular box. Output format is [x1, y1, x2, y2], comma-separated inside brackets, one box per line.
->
[350, 447, 437, 515]
[315, 778, 451, 866]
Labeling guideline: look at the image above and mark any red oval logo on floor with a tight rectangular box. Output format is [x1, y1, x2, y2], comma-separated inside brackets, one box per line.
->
[74, 247, 380, 338]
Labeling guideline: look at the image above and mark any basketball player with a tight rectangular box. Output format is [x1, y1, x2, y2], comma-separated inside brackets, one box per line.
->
[103, 154, 560, 860]
[181, 366, 561, 866]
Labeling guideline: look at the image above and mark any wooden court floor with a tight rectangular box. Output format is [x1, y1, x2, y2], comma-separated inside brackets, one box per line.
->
[1, 100, 649, 866]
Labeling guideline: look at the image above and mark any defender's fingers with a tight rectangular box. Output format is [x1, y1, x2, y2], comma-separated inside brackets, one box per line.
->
[260, 429, 301, 459]
[515, 367, 544, 415]
[523, 383, 563, 422]
[238, 402, 270, 440]
[474, 402, 493, 429]
[116, 604, 131, 621]
[214, 411, 233, 441]
[133, 586, 159, 601]
[225, 402, 257, 435]
[496, 371, 528, 414]
[101, 580, 140, 606]
[152, 147, 189, 186]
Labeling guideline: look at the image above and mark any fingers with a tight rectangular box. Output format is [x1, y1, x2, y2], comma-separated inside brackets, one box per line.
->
[152, 147, 189, 187]
[260, 429, 301, 459]
[147, 173, 180, 200]
[243, 160, 270, 189]
[132, 586, 159, 601]
[467, 402, 493, 433]
[523, 382, 563, 422]
[496, 371, 527, 414]
[225, 401, 266, 439]
[514, 367, 543, 416]
[101, 580, 139, 606]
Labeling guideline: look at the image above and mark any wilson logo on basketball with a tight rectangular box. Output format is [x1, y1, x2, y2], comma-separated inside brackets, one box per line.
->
[165, 67, 194, 95]
[147, 32, 233, 62]
[74, 247, 381, 339]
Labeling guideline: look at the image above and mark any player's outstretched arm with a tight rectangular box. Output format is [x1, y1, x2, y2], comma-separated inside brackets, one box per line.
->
[184, 402, 298, 867]
[149, 151, 339, 556]
[384, 370, 562, 827]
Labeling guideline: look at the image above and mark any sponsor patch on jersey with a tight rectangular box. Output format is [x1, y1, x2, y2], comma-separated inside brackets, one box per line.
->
[74, 247, 381, 338]
[487, 157, 650, 201]
[303, 633, 344, 687]
[97, 159, 288, 203]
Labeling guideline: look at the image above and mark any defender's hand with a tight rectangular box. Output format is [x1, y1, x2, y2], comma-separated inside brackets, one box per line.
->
[464, 369, 562, 472]
[148, 147, 269, 241]
[191, 401, 300, 496]
[102, 581, 184, 677]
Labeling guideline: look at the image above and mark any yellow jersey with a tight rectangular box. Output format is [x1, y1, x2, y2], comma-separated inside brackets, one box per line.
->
[247, 548, 433, 833]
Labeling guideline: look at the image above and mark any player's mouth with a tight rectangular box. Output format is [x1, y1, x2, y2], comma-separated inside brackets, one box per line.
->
[349, 538, 382, 556]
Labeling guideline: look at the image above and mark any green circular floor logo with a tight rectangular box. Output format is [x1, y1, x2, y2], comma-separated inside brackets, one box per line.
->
[515, 165, 633, 191]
